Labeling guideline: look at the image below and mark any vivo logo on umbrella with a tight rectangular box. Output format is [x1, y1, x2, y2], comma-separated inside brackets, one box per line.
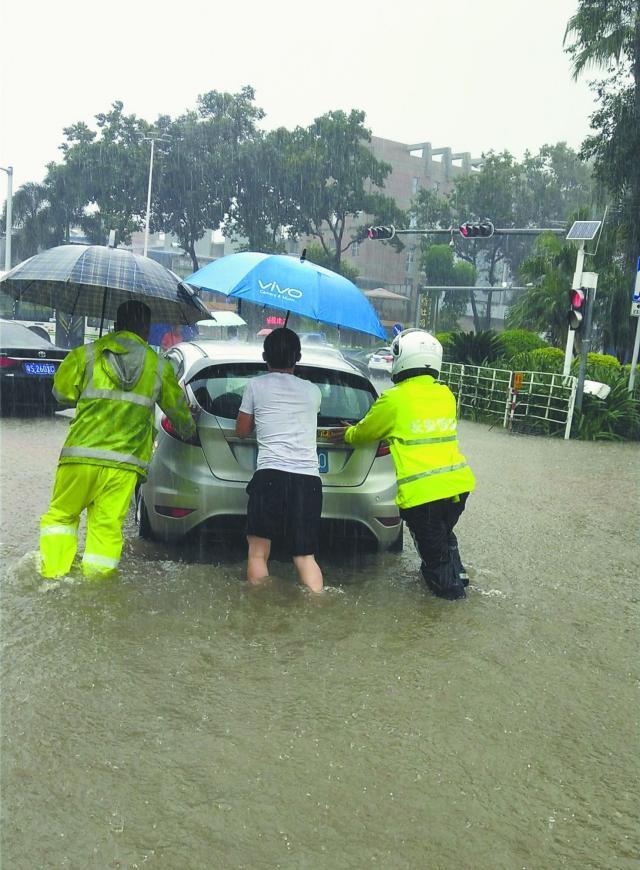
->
[258, 280, 303, 300]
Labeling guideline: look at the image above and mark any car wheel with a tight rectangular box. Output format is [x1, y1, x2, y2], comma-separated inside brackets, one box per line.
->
[388, 522, 404, 552]
[136, 494, 155, 541]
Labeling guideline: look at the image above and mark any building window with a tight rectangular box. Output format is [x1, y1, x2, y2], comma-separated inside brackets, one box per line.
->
[158, 232, 166, 242]
[405, 248, 415, 274]
[411, 177, 419, 194]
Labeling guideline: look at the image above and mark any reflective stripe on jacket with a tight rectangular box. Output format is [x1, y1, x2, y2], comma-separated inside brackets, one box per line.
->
[53, 330, 195, 476]
[344, 375, 475, 509]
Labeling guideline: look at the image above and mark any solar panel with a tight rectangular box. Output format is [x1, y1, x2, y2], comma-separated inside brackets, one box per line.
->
[566, 221, 601, 241]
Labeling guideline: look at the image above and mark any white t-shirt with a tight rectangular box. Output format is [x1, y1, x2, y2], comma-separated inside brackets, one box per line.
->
[239, 372, 322, 476]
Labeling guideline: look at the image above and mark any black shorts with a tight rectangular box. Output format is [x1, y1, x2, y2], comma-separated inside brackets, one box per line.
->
[246, 469, 323, 556]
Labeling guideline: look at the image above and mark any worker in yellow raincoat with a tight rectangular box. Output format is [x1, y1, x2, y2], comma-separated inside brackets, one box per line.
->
[330, 329, 475, 600]
[39, 300, 196, 579]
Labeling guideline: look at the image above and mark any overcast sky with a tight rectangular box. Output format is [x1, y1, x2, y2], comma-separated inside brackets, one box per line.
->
[1, 0, 595, 192]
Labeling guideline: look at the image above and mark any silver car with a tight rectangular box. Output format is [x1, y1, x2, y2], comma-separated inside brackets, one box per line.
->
[138, 341, 403, 551]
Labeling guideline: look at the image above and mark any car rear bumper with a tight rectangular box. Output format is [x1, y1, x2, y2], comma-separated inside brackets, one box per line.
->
[141, 440, 400, 549]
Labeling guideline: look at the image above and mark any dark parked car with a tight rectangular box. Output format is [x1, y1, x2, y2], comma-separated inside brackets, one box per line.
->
[0, 319, 69, 414]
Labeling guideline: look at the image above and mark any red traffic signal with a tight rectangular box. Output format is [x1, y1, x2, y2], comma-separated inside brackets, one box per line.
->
[367, 225, 396, 240]
[459, 221, 494, 238]
[568, 288, 585, 330]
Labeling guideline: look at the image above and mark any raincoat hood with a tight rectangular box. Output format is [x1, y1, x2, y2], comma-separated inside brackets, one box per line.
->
[98, 331, 149, 391]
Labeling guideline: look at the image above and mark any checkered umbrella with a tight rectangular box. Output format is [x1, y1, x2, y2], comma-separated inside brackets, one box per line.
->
[0, 245, 211, 327]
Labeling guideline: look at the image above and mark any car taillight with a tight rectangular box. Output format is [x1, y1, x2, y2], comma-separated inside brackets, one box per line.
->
[0, 356, 19, 369]
[382, 355, 392, 362]
[155, 505, 196, 518]
[376, 515, 401, 527]
[160, 414, 201, 446]
[375, 440, 391, 457]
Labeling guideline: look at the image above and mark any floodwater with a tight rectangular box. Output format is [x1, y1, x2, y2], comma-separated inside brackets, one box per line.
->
[1, 410, 638, 869]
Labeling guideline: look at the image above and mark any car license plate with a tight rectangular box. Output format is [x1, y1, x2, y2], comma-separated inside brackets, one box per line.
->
[251, 446, 329, 473]
[23, 362, 56, 376]
[317, 448, 329, 473]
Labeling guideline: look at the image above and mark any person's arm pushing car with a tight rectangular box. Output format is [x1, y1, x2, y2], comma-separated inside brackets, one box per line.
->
[236, 411, 254, 438]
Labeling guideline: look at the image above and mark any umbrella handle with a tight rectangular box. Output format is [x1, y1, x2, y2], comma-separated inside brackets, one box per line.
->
[99, 287, 109, 337]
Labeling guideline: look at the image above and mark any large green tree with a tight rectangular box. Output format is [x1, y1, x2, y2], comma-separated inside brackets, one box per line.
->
[565, 1, 640, 272]
[156, 86, 265, 271]
[291, 110, 404, 270]
[59, 102, 151, 245]
[228, 127, 304, 253]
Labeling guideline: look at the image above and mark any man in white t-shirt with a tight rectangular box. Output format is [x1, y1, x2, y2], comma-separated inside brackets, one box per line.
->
[235, 328, 324, 592]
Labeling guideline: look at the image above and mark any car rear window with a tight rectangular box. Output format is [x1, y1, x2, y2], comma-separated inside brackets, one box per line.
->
[188, 362, 377, 424]
[0, 320, 55, 349]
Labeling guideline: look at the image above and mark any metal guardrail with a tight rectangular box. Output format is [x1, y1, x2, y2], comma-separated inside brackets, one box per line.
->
[440, 363, 577, 439]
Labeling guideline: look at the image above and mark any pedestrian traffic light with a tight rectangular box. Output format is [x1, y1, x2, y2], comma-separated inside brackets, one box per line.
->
[459, 220, 494, 239]
[568, 288, 585, 330]
[367, 225, 396, 240]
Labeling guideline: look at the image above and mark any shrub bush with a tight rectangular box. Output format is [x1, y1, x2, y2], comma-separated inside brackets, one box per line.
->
[447, 331, 502, 366]
[571, 352, 621, 374]
[574, 371, 640, 440]
[435, 331, 454, 348]
[505, 347, 565, 372]
[497, 329, 548, 361]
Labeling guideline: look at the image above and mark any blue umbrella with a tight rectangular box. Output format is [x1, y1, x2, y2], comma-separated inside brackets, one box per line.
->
[185, 252, 387, 340]
[0, 245, 210, 329]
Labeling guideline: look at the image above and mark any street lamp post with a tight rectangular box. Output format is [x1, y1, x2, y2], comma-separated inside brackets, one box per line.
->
[140, 135, 170, 258]
[1, 165, 13, 271]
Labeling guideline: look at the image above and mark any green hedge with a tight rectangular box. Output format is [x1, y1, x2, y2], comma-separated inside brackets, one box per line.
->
[497, 329, 548, 360]
[571, 352, 621, 372]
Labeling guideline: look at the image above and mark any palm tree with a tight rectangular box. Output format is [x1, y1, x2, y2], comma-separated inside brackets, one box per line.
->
[565, 2, 639, 94]
[564, 2, 640, 272]
[506, 234, 575, 347]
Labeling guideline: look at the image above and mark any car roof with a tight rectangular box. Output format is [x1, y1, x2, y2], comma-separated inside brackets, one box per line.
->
[0, 318, 66, 351]
[167, 339, 368, 381]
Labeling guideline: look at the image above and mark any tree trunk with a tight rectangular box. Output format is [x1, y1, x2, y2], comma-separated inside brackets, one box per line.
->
[469, 289, 481, 331]
[187, 241, 199, 273]
[484, 289, 494, 330]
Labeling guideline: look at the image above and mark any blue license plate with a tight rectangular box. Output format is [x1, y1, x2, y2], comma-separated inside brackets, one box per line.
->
[317, 448, 328, 473]
[24, 362, 56, 376]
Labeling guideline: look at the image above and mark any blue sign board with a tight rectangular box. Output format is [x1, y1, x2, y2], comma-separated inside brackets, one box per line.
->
[392, 322, 404, 336]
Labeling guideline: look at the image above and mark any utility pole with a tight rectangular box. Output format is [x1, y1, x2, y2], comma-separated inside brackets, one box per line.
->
[140, 134, 170, 258]
[0, 165, 13, 271]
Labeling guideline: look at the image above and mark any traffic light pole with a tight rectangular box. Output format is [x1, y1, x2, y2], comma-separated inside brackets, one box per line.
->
[574, 284, 596, 411]
[564, 241, 585, 376]
[390, 227, 566, 237]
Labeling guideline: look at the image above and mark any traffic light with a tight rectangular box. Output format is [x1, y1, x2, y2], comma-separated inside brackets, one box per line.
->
[568, 288, 585, 330]
[367, 225, 396, 240]
[459, 220, 494, 239]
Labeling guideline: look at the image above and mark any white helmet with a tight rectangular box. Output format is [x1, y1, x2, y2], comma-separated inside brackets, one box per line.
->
[390, 328, 443, 381]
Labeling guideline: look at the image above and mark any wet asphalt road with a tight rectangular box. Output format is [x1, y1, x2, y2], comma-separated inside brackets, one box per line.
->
[1, 410, 638, 869]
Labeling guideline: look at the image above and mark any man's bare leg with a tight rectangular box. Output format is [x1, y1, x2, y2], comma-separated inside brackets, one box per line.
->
[247, 535, 271, 583]
[292, 555, 324, 593]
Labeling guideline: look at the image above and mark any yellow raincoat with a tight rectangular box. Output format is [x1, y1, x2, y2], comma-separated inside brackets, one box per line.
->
[40, 331, 195, 578]
[345, 375, 475, 508]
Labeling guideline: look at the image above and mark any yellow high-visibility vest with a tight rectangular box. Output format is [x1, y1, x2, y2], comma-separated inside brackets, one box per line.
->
[345, 375, 475, 509]
[53, 330, 195, 477]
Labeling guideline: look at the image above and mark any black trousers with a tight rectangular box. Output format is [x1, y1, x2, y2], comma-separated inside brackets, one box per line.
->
[400, 493, 470, 600]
